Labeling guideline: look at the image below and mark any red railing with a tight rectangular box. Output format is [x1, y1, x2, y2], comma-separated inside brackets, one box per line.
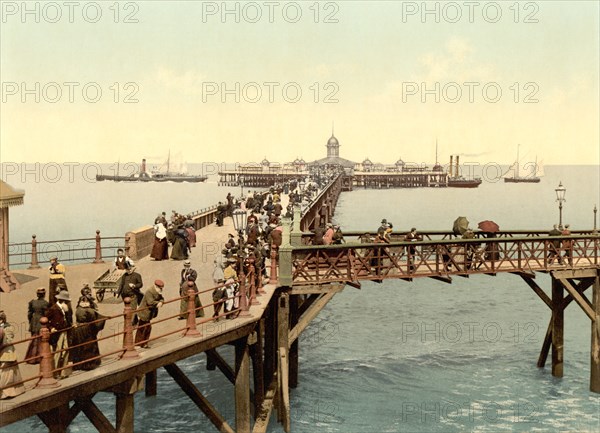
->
[0, 275, 264, 396]
[290, 235, 600, 285]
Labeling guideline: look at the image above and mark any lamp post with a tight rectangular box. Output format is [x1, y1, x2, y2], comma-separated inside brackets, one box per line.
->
[239, 175, 244, 199]
[231, 209, 250, 316]
[593, 205, 598, 235]
[555, 181, 566, 227]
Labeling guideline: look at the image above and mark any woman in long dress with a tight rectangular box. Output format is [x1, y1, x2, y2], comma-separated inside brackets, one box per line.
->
[69, 297, 107, 371]
[0, 311, 26, 399]
[25, 287, 49, 364]
[150, 218, 169, 260]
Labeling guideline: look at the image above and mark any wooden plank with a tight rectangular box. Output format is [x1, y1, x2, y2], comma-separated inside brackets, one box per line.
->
[252, 375, 278, 433]
[553, 268, 599, 279]
[429, 275, 452, 284]
[558, 278, 596, 321]
[288, 291, 337, 347]
[163, 363, 235, 433]
[278, 347, 290, 433]
[560, 279, 594, 310]
[206, 348, 236, 385]
[521, 275, 552, 309]
[511, 270, 536, 279]
[551, 277, 564, 378]
[80, 398, 118, 433]
[537, 319, 552, 368]
[591, 274, 600, 393]
[289, 295, 299, 389]
[235, 337, 251, 433]
[290, 284, 344, 295]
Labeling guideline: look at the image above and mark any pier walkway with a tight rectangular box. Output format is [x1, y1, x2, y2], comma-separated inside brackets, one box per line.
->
[1, 173, 599, 433]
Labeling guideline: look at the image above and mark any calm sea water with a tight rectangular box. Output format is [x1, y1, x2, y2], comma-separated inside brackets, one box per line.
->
[2, 164, 600, 432]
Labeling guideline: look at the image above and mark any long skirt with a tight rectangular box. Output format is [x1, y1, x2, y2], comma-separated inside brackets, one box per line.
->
[170, 238, 187, 260]
[150, 237, 169, 260]
[53, 332, 70, 378]
[179, 295, 204, 319]
[49, 278, 67, 305]
[0, 361, 25, 399]
[25, 333, 42, 364]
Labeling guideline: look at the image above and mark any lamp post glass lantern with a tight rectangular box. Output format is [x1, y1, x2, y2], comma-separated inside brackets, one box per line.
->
[555, 181, 566, 227]
[232, 209, 247, 233]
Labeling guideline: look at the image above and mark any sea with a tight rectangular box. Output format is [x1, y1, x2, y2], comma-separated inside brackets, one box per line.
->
[1, 163, 599, 433]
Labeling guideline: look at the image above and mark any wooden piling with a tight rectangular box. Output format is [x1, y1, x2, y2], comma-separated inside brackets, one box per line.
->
[277, 291, 291, 432]
[289, 294, 299, 389]
[552, 276, 564, 377]
[145, 370, 157, 397]
[591, 273, 600, 392]
[234, 336, 251, 433]
[115, 393, 135, 433]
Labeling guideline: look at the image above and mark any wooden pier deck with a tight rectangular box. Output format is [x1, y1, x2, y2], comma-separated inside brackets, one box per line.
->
[2, 174, 600, 433]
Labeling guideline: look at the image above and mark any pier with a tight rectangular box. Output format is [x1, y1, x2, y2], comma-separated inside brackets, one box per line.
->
[1, 174, 599, 433]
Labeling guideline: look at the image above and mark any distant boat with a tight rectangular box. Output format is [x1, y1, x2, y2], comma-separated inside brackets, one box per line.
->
[504, 145, 543, 183]
[447, 154, 482, 188]
[96, 153, 207, 183]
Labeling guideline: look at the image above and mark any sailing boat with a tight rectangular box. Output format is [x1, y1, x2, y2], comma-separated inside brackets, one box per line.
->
[504, 145, 543, 183]
[149, 151, 206, 183]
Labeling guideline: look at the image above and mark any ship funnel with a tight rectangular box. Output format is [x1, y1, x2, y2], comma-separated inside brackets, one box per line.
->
[141, 158, 146, 174]
[449, 155, 453, 177]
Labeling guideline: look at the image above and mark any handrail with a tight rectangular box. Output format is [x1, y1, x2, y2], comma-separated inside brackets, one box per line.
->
[0, 277, 256, 396]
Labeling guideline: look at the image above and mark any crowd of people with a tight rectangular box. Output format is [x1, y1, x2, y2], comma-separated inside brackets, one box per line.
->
[1, 178, 329, 399]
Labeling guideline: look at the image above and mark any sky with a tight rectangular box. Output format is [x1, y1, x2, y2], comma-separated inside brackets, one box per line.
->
[1, 1, 599, 167]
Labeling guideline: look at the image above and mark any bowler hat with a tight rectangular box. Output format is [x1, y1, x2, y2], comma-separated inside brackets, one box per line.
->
[36, 287, 46, 294]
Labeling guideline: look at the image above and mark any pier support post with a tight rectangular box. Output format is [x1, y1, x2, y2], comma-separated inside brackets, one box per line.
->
[115, 393, 135, 433]
[184, 288, 202, 337]
[36, 317, 60, 389]
[121, 297, 139, 359]
[145, 370, 157, 397]
[289, 294, 299, 389]
[591, 273, 600, 392]
[552, 276, 564, 378]
[269, 247, 278, 285]
[29, 234, 41, 269]
[93, 230, 104, 264]
[235, 336, 251, 433]
[250, 321, 266, 416]
[277, 290, 291, 432]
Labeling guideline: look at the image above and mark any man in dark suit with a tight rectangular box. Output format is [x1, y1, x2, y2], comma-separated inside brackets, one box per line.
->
[118, 266, 144, 314]
[180, 260, 198, 286]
